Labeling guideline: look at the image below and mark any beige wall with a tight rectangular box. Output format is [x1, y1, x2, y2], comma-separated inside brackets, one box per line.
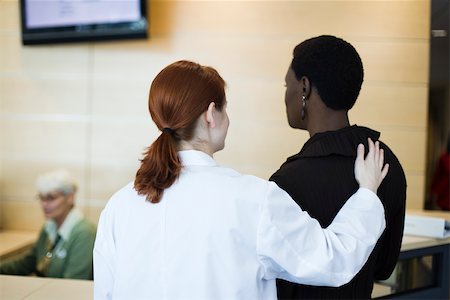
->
[0, 0, 430, 230]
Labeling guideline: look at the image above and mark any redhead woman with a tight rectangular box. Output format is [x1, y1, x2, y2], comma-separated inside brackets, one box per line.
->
[94, 60, 389, 300]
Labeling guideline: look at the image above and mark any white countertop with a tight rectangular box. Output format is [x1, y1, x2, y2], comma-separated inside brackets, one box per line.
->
[0, 275, 93, 300]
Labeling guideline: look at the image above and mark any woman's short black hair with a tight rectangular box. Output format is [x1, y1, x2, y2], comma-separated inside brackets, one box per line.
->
[291, 35, 364, 110]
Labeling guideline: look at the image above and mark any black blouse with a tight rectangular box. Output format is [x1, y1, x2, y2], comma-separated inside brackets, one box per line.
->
[270, 125, 407, 299]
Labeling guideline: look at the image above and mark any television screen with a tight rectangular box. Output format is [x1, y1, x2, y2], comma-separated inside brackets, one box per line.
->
[20, 0, 148, 45]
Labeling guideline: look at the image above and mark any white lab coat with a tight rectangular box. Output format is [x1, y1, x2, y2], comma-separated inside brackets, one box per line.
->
[94, 150, 385, 300]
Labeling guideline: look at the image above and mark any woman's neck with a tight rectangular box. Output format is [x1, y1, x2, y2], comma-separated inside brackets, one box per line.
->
[178, 140, 214, 157]
[54, 208, 72, 229]
[308, 111, 350, 137]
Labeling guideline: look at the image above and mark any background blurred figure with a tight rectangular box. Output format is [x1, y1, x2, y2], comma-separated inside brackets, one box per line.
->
[0, 170, 96, 279]
[429, 135, 450, 210]
[271, 35, 407, 299]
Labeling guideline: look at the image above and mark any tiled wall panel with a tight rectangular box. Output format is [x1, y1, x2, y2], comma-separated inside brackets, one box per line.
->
[0, 0, 430, 229]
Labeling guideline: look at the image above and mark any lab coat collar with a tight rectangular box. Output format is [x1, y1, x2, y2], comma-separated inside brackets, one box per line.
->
[178, 150, 217, 167]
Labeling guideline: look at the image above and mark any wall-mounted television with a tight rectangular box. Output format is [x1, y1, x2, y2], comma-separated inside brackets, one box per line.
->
[20, 0, 148, 45]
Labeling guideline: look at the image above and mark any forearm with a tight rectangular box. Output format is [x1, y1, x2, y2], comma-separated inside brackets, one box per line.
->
[259, 186, 386, 287]
[322, 188, 386, 285]
[0, 251, 36, 275]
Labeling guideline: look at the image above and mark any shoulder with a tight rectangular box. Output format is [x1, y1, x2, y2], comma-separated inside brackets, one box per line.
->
[104, 181, 142, 209]
[73, 218, 96, 233]
[230, 171, 284, 205]
[218, 165, 272, 189]
[70, 218, 96, 240]
[95, 182, 147, 228]
[111, 181, 138, 198]
[186, 163, 272, 188]
[372, 138, 407, 216]
[35, 226, 50, 245]
[353, 126, 406, 182]
[270, 155, 309, 185]
[185, 164, 275, 203]
[377, 140, 406, 181]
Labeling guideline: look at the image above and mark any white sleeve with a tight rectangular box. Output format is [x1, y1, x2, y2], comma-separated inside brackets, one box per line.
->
[93, 205, 116, 300]
[257, 184, 386, 287]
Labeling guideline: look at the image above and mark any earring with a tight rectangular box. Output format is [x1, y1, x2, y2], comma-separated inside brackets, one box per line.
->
[301, 95, 306, 120]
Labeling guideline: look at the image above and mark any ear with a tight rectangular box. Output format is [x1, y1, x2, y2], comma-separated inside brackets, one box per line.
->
[66, 193, 75, 207]
[205, 102, 216, 129]
[300, 76, 312, 99]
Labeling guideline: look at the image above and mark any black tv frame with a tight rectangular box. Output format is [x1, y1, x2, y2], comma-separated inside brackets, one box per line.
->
[20, 0, 148, 45]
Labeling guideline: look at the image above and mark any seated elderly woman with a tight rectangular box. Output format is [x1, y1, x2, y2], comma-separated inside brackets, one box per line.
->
[0, 170, 96, 279]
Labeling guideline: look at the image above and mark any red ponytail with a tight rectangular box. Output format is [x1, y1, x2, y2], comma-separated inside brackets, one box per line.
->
[134, 61, 225, 203]
[135, 131, 181, 203]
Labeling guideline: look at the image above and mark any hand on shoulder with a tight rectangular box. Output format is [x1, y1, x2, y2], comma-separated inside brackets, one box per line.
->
[354, 138, 389, 193]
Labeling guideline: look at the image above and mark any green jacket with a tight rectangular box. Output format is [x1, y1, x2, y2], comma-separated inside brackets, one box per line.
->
[0, 218, 96, 280]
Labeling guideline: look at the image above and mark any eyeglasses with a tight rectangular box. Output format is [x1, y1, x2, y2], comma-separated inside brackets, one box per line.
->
[37, 192, 64, 202]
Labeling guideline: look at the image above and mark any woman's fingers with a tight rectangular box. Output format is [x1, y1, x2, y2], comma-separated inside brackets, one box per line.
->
[381, 163, 390, 181]
[375, 141, 380, 165]
[356, 143, 365, 165]
[379, 148, 385, 170]
[354, 138, 390, 192]
[368, 137, 375, 158]
[368, 138, 384, 171]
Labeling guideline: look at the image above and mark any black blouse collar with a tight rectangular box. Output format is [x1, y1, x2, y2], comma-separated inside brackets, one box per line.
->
[287, 125, 380, 161]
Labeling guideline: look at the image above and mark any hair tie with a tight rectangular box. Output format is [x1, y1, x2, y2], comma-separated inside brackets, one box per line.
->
[162, 127, 175, 135]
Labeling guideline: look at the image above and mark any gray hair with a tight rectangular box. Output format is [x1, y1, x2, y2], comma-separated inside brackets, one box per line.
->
[36, 169, 78, 196]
